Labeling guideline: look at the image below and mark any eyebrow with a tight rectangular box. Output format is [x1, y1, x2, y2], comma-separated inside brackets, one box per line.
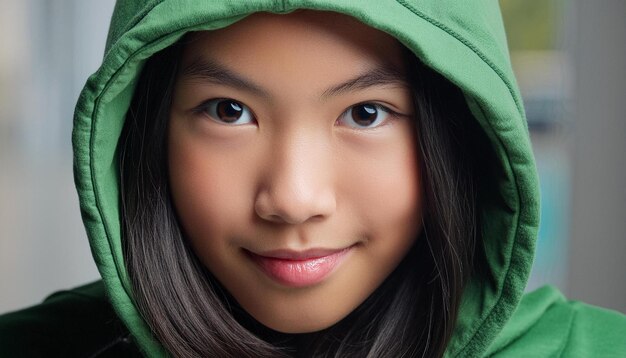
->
[321, 66, 409, 98]
[180, 56, 410, 99]
[181, 57, 271, 99]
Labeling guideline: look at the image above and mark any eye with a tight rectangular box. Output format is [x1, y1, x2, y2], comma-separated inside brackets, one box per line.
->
[337, 103, 392, 129]
[198, 98, 254, 125]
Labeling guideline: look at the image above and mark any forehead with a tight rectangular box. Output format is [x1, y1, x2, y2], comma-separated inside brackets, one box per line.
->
[179, 10, 408, 79]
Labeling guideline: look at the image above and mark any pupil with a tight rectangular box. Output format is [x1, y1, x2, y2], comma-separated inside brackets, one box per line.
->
[352, 104, 377, 126]
[217, 100, 243, 122]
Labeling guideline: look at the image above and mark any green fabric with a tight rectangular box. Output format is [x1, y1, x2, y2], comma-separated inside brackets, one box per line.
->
[487, 285, 626, 357]
[64, 0, 626, 357]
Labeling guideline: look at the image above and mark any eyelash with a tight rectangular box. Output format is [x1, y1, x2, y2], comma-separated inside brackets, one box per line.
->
[191, 98, 406, 129]
[337, 102, 405, 130]
[192, 98, 257, 125]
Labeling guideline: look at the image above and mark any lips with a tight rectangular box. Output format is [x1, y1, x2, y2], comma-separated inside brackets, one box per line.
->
[245, 246, 353, 287]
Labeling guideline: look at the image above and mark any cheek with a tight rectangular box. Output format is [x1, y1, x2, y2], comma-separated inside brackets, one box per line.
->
[340, 124, 422, 242]
[167, 123, 253, 254]
[335, 122, 423, 293]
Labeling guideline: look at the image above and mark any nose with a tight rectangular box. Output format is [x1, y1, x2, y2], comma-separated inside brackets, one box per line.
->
[254, 132, 336, 225]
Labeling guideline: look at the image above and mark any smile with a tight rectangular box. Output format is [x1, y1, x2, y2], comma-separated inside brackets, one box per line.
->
[245, 246, 354, 287]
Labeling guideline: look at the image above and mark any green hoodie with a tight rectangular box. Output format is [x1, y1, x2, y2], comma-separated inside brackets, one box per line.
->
[1, 1, 624, 357]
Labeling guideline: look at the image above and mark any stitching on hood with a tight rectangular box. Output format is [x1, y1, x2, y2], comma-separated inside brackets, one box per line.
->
[452, 100, 522, 357]
[556, 309, 576, 358]
[395, 0, 525, 119]
[391, 2, 527, 355]
[105, 0, 163, 57]
[88, 1, 169, 318]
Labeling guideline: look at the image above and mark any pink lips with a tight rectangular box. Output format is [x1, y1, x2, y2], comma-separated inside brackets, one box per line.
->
[246, 247, 352, 287]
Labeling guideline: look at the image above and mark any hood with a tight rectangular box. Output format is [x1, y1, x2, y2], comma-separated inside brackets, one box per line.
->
[72, 1, 539, 356]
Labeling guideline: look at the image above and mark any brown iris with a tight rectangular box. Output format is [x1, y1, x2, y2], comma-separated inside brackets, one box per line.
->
[352, 104, 378, 126]
[216, 100, 244, 123]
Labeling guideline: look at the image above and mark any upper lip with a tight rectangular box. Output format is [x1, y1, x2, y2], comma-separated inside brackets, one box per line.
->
[246, 246, 352, 260]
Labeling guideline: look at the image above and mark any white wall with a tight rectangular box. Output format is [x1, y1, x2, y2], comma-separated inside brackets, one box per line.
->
[0, 0, 116, 314]
[567, 0, 626, 313]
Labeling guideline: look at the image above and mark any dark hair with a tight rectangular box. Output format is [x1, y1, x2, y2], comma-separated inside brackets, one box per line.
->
[120, 37, 481, 357]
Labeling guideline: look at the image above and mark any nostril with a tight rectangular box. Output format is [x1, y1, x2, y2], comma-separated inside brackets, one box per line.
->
[254, 165, 337, 224]
[254, 190, 334, 225]
[254, 194, 290, 223]
[268, 214, 285, 223]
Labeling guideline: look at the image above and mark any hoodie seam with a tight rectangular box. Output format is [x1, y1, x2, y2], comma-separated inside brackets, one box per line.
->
[392, 2, 526, 355]
[87, 53, 160, 358]
[486, 294, 563, 356]
[454, 100, 522, 357]
[89, 97, 130, 304]
[105, 0, 163, 57]
[89, 2, 167, 305]
[556, 308, 576, 358]
[87, 1, 171, 325]
[394, 0, 524, 118]
[90, 0, 205, 309]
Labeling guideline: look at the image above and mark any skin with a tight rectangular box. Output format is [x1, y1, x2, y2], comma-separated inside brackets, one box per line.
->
[168, 10, 423, 333]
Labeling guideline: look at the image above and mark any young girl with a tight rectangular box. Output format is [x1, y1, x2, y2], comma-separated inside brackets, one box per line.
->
[1, 1, 624, 357]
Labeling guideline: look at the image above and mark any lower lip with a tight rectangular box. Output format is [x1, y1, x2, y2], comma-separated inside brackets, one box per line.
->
[246, 248, 352, 287]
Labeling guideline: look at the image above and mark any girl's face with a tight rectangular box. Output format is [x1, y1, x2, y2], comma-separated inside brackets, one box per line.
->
[168, 11, 422, 333]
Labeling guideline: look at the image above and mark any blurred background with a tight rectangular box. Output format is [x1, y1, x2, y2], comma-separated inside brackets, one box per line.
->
[1, 1, 625, 314]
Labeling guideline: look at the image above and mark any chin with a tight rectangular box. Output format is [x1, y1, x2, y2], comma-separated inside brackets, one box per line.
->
[244, 299, 351, 334]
